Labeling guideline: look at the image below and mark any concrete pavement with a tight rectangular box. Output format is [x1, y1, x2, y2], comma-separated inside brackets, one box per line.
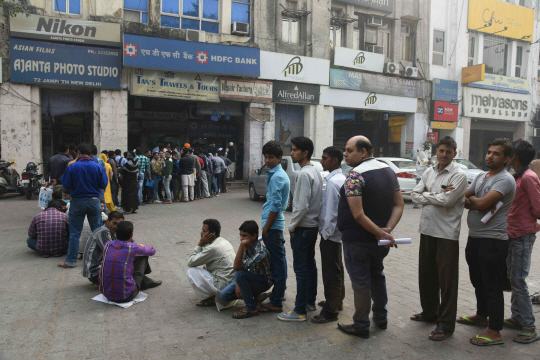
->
[0, 190, 539, 359]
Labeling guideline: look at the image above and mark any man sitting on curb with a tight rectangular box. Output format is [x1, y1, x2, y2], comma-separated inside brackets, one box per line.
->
[27, 199, 69, 258]
[99, 221, 162, 303]
[187, 219, 237, 311]
[81, 211, 124, 285]
[220, 221, 273, 319]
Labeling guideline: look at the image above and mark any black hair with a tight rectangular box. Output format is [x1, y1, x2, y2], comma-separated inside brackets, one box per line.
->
[52, 189, 63, 200]
[183, 148, 190, 155]
[91, 144, 98, 156]
[136, 147, 141, 155]
[290, 137, 314, 160]
[239, 220, 259, 237]
[262, 141, 283, 158]
[123, 152, 128, 157]
[115, 149, 121, 155]
[101, 150, 108, 155]
[166, 150, 172, 155]
[115, 221, 134, 241]
[203, 219, 221, 237]
[108, 150, 115, 158]
[58, 143, 68, 153]
[355, 138, 374, 155]
[69, 143, 76, 151]
[77, 143, 92, 156]
[512, 139, 536, 166]
[107, 211, 124, 221]
[47, 199, 65, 210]
[487, 138, 513, 159]
[172, 151, 177, 156]
[145, 149, 152, 154]
[438, 136, 458, 151]
[323, 146, 343, 164]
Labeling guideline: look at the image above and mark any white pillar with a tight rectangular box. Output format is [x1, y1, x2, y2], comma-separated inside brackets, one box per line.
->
[93, 89, 128, 153]
[304, 104, 334, 158]
[243, 103, 274, 180]
[401, 112, 428, 157]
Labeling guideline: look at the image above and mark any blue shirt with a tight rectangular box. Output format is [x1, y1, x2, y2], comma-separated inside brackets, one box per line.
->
[61, 157, 108, 198]
[262, 164, 290, 231]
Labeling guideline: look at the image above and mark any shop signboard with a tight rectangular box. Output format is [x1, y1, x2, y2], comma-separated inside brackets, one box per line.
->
[433, 78, 458, 102]
[131, 69, 219, 102]
[469, 73, 529, 94]
[123, 34, 260, 77]
[320, 86, 417, 113]
[463, 87, 531, 121]
[468, 0, 534, 42]
[462, 64, 485, 84]
[430, 100, 458, 122]
[128, 111, 189, 121]
[190, 121, 238, 139]
[427, 131, 439, 144]
[330, 68, 424, 98]
[337, 0, 394, 13]
[272, 81, 320, 105]
[197, 101, 243, 120]
[333, 47, 385, 73]
[432, 122, 456, 130]
[389, 116, 405, 126]
[259, 51, 330, 85]
[10, 14, 121, 47]
[220, 78, 272, 102]
[10, 38, 121, 89]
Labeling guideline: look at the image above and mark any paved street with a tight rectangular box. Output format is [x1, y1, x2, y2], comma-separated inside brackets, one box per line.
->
[1, 190, 539, 360]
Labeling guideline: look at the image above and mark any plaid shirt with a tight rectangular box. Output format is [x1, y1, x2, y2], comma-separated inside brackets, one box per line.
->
[28, 208, 69, 255]
[242, 238, 273, 284]
[137, 154, 150, 175]
[81, 225, 114, 279]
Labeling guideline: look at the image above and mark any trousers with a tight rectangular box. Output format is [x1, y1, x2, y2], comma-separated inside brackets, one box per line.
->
[320, 237, 345, 319]
[290, 227, 318, 315]
[200, 170, 210, 197]
[262, 229, 287, 308]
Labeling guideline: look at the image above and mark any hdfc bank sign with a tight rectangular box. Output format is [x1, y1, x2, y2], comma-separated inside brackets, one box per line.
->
[430, 100, 458, 122]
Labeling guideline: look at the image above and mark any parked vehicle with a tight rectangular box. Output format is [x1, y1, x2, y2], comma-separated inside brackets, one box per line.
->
[248, 156, 326, 211]
[452, 158, 483, 185]
[0, 160, 22, 197]
[21, 162, 44, 199]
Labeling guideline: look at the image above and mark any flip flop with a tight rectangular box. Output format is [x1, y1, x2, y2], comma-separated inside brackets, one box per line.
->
[504, 319, 523, 330]
[470, 335, 504, 346]
[429, 324, 453, 341]
[258, 303, 283, 313]
[311, 315, 338, 324]
[456, 316, 488, 327]
[232, 309, 259, 319]
[411, 313, 434, 322]
[513, 332, 540, 344]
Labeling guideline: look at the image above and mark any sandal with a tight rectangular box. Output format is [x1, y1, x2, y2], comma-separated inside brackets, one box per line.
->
[531, 292, 540, 304]
[504, 318, 523, 330]
[513, 331, 540, 344]
[429, 324, 453, 341]
[232, 308, 259, 319]
[258, 303, 283, 313]
[456, 315, 488, 327]
[470, 335, 504, 346]
[57, 262, 75, 268]
[411, 313, 434, 322]
[196, 298, 216, 307]
[123, 211, 133, 215]
[311, 315, 338, 324]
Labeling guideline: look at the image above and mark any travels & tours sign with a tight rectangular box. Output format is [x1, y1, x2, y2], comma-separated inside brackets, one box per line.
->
[463, 87, 531, 121]
[259, 51, 330, 85]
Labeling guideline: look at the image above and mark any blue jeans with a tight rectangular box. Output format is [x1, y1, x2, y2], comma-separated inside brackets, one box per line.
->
[262, 229, 287, 308]
[212, 172, 221, 193]
[507, 234, 536, 330]
[220, 270, 272, 311]
[138, 173, 144, 203]
[163, 175, 172, 202]
[27, 237, 37, 251]
[66, 197, 102, 266]
[343, 241, 390, 330]
[290, 227, 318, 315]
[170, 177, 178, 201]
[151, 175, 160, 200]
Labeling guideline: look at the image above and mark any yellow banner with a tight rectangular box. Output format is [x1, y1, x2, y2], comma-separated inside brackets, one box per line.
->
[432, 121, 457, 130]
[462, 64, 485, 84]
[389, 116, 405, 127]
[468, 0, 535, 41]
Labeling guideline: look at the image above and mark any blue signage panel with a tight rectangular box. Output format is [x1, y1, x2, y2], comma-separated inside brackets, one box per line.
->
[123, 34, 260, 77]
[10, 38, 121, 89]
[432, 78, 458, 102]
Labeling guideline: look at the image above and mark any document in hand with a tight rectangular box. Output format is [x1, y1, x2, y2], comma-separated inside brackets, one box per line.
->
[480, 201, 503, 224]
[378, 238, 412, 246]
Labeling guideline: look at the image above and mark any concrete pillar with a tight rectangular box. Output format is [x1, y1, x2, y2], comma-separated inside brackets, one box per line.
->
[401, 112, 428, 157]
[0, 83, 41, 173]
[93, 89, 128, 153]
[220, 0, 232, 35]
[460, 116, 471, 160]
[304, 104, 334, 158]
[243, 103, 274, 180]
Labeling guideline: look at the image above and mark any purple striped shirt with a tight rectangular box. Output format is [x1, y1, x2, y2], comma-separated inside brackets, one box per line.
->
[28, 208, 69, 255]
[99, 240, 156, 301]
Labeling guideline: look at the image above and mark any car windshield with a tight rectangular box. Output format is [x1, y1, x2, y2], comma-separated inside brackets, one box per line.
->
[391, 160, 415, 169]
[453, 159, 478, 170]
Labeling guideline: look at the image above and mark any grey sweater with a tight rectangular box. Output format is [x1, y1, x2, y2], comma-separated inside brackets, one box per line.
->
[289, 164, 323, 232]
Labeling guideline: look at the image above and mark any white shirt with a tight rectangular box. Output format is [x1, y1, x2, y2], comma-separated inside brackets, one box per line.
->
[318, 169, 346, 242]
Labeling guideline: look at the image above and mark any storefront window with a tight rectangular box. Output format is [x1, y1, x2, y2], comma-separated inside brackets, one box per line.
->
[483, 35, 508, 76]
[401, 24, 411, 61]
[275, 104, 304, 155]
[161, 0, 219, 33]
[232, 0, 250, 35]
[124, 0, 148, 24]
[55, 0, 81, 14]
[330, 26, 342, 49]
[515, 45, 528, 79]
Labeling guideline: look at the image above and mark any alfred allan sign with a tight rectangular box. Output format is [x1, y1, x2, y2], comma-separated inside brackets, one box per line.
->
[10, 14, 121, 48]
[273, 81, 320, 105]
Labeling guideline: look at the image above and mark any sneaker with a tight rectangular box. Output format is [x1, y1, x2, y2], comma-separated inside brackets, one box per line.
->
[154, 200, 162, 203]
[531, 292, 540, 304]
[216, 193, 220, 197]
[277, 311, 306, 322]
[306, 304, 317, 312]
[163, 201, 172, 204]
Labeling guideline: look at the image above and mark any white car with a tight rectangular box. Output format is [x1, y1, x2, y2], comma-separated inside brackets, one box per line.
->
[341, 157, 417, 198]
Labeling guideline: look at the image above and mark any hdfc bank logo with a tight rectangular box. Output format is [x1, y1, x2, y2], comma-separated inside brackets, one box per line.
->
[196, 51, 208, 64]
[124, 43, 137, 57]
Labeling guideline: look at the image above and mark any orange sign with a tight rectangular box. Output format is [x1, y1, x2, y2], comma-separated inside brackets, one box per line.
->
[432, 121, 457, 130]
[462, 64, 485, 84]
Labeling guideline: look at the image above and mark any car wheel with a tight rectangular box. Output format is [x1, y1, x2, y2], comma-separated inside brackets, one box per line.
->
[249, 184, 260, 201]
[286, 192, 293, 211]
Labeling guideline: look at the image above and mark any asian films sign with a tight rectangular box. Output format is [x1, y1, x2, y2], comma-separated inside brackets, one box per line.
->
[463, 87, 531, 121]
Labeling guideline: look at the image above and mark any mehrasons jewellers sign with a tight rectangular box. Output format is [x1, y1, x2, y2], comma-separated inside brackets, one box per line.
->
[273, 81, 320, 104]
[463, 87, 531, 121]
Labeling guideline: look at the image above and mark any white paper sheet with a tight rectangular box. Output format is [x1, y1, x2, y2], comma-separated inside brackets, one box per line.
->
[378, 238, 412, 246]
[480, 201, 504, 224]
[92, 292, 148, 308]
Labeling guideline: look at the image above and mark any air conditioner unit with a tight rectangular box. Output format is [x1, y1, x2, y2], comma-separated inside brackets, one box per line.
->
[231, 22, 249, 35]
[384, 62, 400, 75]
[190, 105, 201, 119]
[366, 45, 384, 54]
[367, 16, 383, 27]
[365, 28, 377, 44]
[534, 128, 540, 137]
[405, 66, 419, 78]
[186, 29, 206, 42]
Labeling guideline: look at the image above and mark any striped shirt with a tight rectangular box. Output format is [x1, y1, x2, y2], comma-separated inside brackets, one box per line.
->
[243, 238, 272, 284]
[137, 154, 150, 175]
[99, 240, 156, 301]
[28, 208, 69, 255]
[81, 225, 115, 279]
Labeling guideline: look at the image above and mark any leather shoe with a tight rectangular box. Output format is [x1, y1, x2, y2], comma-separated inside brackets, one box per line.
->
[377, 321, 388, 330]
[337, 322, 369, 339]
[141, 279, 162, 290]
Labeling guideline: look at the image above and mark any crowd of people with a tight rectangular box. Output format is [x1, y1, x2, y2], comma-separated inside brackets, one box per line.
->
[24, 133, 540, 347]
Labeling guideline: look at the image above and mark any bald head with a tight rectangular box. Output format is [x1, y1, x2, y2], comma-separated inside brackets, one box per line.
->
[344, 135, 374, 167]
[351, 136, 373, 155]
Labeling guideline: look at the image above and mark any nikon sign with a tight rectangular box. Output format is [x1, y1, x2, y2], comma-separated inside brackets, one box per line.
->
[10, 14, 121, 48]
[463, 87, 531, 121]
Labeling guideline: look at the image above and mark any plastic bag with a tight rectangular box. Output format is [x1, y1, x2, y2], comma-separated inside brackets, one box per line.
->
[38, 186, 53, 209]
[145, 178, 153, 187]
